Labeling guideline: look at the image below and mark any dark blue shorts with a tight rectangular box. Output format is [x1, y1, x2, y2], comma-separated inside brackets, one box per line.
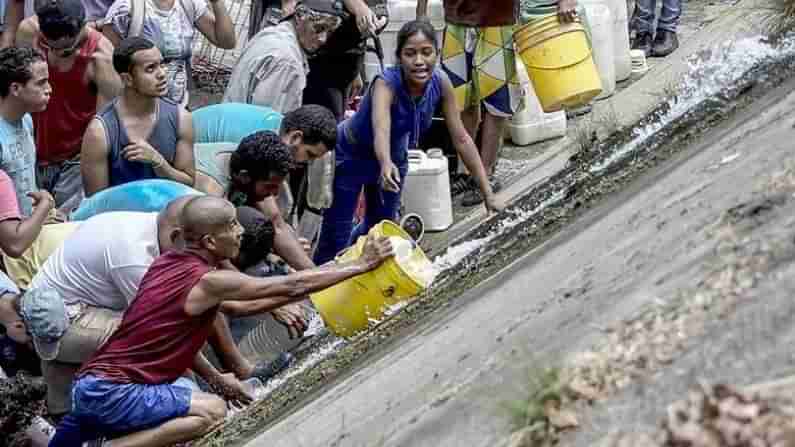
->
[48, 374, 193, 446]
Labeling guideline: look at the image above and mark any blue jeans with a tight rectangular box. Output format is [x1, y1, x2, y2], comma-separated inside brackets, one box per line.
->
[48, 375, 193, 446]
[314, 158, 408, 265]
[632, 0, 681, 33]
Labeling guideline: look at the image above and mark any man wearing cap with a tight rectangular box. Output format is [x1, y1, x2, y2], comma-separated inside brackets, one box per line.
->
[223, 0, 344, 114]
[15, 0, 121, 213]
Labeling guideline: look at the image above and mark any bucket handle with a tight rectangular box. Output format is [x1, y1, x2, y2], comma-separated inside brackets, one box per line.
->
[427, 148, 445, 159]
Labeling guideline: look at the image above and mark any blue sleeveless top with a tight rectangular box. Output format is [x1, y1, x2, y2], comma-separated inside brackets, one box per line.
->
[339, 66, 443, 166]
[96, 98, 180, 187]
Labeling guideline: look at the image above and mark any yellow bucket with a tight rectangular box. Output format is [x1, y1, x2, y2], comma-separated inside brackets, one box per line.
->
[310, 221, 430, 338]
[514, 15, 602, 112]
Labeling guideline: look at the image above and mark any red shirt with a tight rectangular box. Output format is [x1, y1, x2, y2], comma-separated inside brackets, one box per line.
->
[80, 251, 216, 384]
[443, 0, 518, 27]
[33, 29, 101, 164]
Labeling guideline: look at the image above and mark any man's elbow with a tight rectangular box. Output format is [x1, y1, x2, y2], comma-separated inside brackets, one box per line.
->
[82, 178, 100, 198]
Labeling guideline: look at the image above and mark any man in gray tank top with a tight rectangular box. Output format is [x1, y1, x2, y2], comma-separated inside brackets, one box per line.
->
[80, 36, 195, 198]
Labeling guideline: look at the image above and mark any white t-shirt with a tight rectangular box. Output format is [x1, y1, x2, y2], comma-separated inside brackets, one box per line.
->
[29, 212, 160, 311]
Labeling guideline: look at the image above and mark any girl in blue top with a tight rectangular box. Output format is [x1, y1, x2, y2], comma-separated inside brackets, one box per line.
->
[315, 19, 503, 264]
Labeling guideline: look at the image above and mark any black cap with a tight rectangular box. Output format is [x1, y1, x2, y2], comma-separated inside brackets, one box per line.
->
[298, 0, 347, 17]
[37, 0, 86, 39]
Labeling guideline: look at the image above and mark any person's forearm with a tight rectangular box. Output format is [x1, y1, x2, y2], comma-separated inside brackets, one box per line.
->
[416, 0, 428, 17]
[192, 351, 225, 385]
[271, 212, 315, 270]
[373, 128, 392, 167]
[220, 296, 305, 317]
[228, 258, 371, 305]
[209, 0, 236, 49]
[14, 207, 50, 248]
[1, 0, 24, 48]
[343, 0, 368, 16]
[153, 162, 195, 186]
[4, 204, 52, 257]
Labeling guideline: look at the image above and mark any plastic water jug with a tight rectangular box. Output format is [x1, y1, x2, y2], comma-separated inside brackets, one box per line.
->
[515, 58, 544, 122]
[582, 1, 616, 99]
[511, 109, 567, 146]
[402, 149, 453, 231]
[364, 0, 445, 82]
[581, 0, 631, 81]
[511, 58, 568, 146]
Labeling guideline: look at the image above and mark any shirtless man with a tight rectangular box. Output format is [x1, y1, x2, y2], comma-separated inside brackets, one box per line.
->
[81, 36, 195, 196]
[16, 0, 121, 211]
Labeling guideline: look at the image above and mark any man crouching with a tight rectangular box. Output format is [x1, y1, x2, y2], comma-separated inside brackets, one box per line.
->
[46, 195, 393, 446]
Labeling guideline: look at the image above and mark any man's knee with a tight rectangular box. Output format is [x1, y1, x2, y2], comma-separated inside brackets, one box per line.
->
[192, 394, 227, 426]
[207, 396, 227, 422]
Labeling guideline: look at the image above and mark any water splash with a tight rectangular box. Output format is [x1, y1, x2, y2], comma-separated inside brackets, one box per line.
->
[227, 338, 348, 418]
[430, 189, 568, 279]
[592, 34, 795, 173]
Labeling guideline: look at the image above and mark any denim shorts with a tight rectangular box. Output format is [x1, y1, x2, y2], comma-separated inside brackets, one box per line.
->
[49, 374, 194, 445]
[77, 374, 192, 430]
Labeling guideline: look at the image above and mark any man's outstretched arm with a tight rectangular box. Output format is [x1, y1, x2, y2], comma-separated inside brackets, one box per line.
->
[185, 235, 394, 316]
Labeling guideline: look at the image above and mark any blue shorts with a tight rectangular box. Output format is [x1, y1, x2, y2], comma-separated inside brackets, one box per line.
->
[48, 374, 193, 446]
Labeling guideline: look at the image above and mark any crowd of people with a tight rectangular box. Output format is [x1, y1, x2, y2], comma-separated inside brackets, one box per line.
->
[0, 0, 683, 445]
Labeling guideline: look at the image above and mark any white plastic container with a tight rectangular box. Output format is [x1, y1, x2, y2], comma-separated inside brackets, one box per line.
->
[402, 149, 453, 232]
[511, 58, 568, 146]
[511, 110, 567, 146]
[607, 0, 632, 81]
[583, 2, 615, 99]
[515, 58, 544, 122]
[364, 0, 445, 82]
[580, 0, 631, 81]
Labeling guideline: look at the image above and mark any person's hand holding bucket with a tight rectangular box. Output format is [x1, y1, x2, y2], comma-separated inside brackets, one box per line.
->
[272, 304, 309, 339]
[359, 234, 395, 271]
[557, 0, 578, 23]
